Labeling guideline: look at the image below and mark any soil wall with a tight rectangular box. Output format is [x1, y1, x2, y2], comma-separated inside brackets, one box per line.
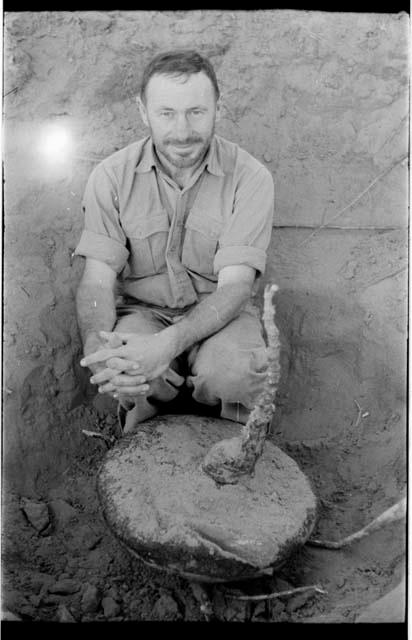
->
[4, 9, 408, 511]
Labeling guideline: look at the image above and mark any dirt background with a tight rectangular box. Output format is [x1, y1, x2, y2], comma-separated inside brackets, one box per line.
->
[2, 10, 408, 622]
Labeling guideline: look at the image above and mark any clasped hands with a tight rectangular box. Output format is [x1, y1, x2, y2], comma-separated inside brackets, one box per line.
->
[80, 329, 176, 399]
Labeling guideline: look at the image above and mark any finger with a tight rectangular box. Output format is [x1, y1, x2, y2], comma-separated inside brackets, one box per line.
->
[80, 347, 125, 367]
[109, 374, 147, 387]
[91, 368, 145, 385]
[94, 386, 118, 399]
[100, 330, 132, 343]
[100, 383, 150, 395]
[112, 385, 150, 398]
[88, 362, 106, 376]
[107, 357, 142, 373]
[104, 333, 124, 348]
[90, 368, 118, 385]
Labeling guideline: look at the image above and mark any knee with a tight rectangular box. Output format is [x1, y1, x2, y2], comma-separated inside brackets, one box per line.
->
[193, 343, 268, 402]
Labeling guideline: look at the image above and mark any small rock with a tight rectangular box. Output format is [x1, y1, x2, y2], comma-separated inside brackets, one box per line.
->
[151, 594, 181, 621]
[3, 590, 36, 619]
[251, 602, 267, 620]
[81, 583, 101, 613]
[102, 596, 121, 618]
[21, 499, 50, 533]
[49, 499, 78, 527]
[105, 587, 120, 602]
[56, 604, 77, 623]
[48, 579, 79, 595]
[3, 589, 30, 613]
[225, 600, 247, 622]
[263, 152, 273, 163]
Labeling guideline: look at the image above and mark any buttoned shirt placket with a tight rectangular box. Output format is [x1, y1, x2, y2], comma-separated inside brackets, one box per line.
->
[157, 170, 205, 308]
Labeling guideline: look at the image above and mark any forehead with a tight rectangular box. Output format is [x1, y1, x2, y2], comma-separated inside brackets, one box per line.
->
[145, 72, 216, 108]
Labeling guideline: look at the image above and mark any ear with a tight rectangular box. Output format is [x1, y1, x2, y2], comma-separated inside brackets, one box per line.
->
[136, 96, 149, 127]
[215, 96, 223, 123]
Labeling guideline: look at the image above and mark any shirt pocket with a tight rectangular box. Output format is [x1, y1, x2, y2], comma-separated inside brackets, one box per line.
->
[127, 210, 169, 277]
[182, 206, 223, 275]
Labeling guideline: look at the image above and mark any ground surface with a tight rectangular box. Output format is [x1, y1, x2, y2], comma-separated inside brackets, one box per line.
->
[2, 406, 405, 622]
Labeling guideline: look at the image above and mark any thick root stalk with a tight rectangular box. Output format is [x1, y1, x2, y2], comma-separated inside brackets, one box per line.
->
[308, 497, 406, 549]
[202, 285, 280, 484]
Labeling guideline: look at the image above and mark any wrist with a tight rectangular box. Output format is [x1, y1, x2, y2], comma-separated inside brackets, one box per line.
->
[83, 331, 104, 355]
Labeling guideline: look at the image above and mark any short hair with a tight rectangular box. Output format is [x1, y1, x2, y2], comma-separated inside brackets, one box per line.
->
[140, 49, 220, 102]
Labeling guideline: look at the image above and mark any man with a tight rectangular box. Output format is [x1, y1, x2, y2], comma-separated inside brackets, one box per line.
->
[76, 50, 275, 433]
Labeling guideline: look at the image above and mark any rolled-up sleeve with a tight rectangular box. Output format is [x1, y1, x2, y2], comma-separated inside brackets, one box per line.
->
[213, 166, 274, 275]
[74, 163, 129, 273]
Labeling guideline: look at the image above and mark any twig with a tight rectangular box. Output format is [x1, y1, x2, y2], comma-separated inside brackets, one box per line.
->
[308, 497, 406, 549]
[223, 584, 327, 602]
[82, 429, 115, 448]
[354, 400, 363, 428]
[298, 155, 408, 247]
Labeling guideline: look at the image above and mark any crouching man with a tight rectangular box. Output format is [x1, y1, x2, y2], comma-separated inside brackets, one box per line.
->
[75, 49, 274, 433]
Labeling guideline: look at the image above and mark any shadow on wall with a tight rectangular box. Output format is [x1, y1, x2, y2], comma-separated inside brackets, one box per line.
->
[272, 287, 406, 440]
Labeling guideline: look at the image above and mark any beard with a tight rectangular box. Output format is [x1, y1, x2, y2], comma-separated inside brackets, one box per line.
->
[152, 127, 215, 171]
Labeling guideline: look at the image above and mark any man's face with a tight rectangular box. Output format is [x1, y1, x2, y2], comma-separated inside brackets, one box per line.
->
[139, 71, 219, 170]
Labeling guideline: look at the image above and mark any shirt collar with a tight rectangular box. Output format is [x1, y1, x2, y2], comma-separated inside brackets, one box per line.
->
[135, 135, 225, 177]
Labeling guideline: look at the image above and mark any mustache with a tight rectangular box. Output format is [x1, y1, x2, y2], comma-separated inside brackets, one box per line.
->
[165, 137, 203, 145]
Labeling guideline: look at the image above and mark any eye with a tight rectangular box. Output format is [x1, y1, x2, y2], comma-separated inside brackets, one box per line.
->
[160, 111, 174, 118]
[190, 109, 203, 117]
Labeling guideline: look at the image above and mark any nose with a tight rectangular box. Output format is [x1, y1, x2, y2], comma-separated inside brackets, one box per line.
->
[173, 113, 191, 140]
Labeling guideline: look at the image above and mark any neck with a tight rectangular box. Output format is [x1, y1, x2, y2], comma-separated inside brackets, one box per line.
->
[155, 147, 207, 189]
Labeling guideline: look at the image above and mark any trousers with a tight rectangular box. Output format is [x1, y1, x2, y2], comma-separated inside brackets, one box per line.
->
[114, 301, 268, 432]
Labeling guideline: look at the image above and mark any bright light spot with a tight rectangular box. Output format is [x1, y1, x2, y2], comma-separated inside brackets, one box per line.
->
[37, 122, 74, 165]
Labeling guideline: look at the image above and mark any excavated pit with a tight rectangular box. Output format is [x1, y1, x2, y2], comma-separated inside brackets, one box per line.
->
[2, 10, 407, 623]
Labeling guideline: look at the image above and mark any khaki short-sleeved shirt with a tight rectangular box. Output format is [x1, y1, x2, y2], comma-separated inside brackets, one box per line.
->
[74, 134, 275, 309]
